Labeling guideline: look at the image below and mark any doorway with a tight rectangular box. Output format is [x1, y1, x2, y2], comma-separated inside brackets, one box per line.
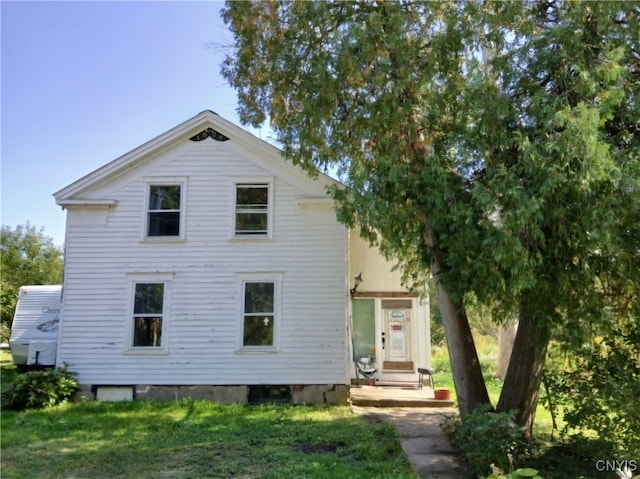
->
[351, 297, 420, 382]
[381, 299, 414, 371]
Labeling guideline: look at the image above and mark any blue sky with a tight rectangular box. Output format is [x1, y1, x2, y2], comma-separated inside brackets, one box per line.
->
[2, 1, 269, 246]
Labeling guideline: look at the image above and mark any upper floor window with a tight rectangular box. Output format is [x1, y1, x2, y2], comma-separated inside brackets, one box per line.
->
[235, 184, 270, 236]
[147, 185, 181, 237]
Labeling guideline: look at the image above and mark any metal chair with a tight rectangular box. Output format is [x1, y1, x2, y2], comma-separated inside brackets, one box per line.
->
[417, 367, 435, 390]
[355, 357, 377, 386]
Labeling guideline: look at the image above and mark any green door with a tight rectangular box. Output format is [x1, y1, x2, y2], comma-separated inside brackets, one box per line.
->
[352, 299, 375, 360]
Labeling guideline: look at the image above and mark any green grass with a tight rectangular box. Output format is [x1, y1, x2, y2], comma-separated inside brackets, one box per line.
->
[1, 398, 416, 479]
[1, 348, 415, 479]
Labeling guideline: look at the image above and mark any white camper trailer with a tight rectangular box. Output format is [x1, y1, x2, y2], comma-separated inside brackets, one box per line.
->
[9, 285, 62, 366]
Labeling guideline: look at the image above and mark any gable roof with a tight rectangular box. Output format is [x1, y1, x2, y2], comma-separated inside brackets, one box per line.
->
[54, 110, 338, 207]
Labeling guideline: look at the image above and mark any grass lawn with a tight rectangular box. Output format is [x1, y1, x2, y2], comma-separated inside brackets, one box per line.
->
[1, 400, 416, 479]
[1, 347, 416, 479]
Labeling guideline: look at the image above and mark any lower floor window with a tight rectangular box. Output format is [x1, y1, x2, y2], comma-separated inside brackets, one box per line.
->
[243, 282, 275, 347]
[132, 283, 164, 347]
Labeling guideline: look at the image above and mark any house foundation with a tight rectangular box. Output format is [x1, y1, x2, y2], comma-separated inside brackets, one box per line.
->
[75, 384, 350, 405]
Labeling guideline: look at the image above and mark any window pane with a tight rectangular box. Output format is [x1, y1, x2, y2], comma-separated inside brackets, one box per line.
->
[243, 315, 274, 346]
[244, 282, 274, 313]
[149, 185, 181, 210]
[133, 317, 162, 347]
[134, 283, 164, 314]
[148, 212, 180, 236]
[236, 186, 268, 206]
[235, 213, 268, 233]
[235, 185, 268, 235]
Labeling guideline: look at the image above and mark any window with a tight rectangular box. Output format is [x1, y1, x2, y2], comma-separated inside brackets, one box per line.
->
[235, 184, 269, 236]
[132, 283, 165, 347]
[147, 184, 181, 237]
[242, 281, 275, 347]
[125, 272, 173, 354]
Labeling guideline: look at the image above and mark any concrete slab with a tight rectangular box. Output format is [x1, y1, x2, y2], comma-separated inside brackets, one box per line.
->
[401, 436, 459, 454]
[352, 405, 473, 479]
[410, 454, 473, 478]
[351, 385, 455, 408]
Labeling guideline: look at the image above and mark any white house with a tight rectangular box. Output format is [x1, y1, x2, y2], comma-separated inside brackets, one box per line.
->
[53, 110, 430, 404]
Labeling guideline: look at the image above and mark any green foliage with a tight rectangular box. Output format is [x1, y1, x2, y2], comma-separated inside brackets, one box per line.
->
[1, 224, 63, 342]
[222, 0, 640, 430]
[222, 0, 639, 316]
[544, 329, 640, 457]
[2, 365, 78, 410]
[443, 405, 531, 477]
[482, 467, 542, 479]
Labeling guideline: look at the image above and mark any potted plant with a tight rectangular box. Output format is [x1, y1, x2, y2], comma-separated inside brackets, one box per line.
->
[432, 376, 451, 400]
[434, 388, 451, 400]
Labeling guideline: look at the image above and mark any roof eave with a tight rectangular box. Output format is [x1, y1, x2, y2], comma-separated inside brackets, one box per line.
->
[53, 110, 221, 202]
[52, 110, 344, 203]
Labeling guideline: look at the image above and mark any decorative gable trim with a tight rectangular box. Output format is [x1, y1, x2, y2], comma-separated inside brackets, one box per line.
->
[189, 127, 229, 142]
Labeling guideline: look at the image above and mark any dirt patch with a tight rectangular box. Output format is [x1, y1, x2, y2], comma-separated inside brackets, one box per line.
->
[295, 442, 338, 454]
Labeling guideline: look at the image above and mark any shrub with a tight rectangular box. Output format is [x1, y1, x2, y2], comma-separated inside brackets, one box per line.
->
[482, 466, 542, 479]
[443, 404, 531, 477]
[543, 335, 640, 458]
[2, 365, 78, 410]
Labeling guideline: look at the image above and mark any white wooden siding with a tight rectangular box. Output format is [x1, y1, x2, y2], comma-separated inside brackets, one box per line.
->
[58, 138, 349, 386]
[349, 227, 405, 293]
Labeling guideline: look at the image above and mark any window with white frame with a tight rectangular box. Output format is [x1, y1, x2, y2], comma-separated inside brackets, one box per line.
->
[235, 184, 270, 236]
[131, 282, 165, 348]
[147, 184, 182, 237]
[241, 280, 278, 348]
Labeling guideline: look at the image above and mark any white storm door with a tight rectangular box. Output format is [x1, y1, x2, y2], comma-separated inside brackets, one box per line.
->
[382, 299, 413, 364]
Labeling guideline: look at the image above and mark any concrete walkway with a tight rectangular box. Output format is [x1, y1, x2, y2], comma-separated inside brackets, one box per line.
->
[352, 406, 474, 479]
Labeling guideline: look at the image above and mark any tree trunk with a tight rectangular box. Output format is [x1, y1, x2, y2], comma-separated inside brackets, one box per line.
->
[496, 320, 517, 379]
[424, 223, 491, 415]
[496, 300, 550, 437]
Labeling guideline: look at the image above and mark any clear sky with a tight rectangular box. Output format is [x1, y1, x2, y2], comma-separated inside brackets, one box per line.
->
[2, 1, 268, 246]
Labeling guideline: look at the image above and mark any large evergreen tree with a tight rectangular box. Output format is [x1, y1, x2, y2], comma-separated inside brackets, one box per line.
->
[221, 0, 640, 434]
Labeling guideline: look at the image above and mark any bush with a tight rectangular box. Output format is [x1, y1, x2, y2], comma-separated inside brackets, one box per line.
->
[482, 467, 542, 479]
[443, 404, 531, 477]
[544, 335, 640, 458]
[2, 365, 78, 410]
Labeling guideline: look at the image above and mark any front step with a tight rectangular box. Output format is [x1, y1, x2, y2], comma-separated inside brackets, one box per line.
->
[350, 385, 455, 408]
[372, 381, 419, 388]
[351, 396, 455, 407]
